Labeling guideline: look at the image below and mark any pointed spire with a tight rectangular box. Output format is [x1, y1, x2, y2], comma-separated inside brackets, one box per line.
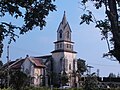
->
[62, 11, 67, 25]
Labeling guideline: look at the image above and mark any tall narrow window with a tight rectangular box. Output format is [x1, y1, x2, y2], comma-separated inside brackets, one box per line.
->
[67, 44, 69, 48]
[69, 63, 71, 70]
[59, 30, 62, 38]
[60, 43, 62, 48]
[67, 31, 69, 38]
[57, 44, 59, 49]
[65, 59, 68, 71]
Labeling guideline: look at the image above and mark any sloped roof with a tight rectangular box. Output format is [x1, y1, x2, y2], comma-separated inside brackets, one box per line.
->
[29, 57, 46, 68]
[57, 11, 72, 32]
[10, 59, 25, 69]
[35, 55, 52, 59]
[1, 61, 15, 70]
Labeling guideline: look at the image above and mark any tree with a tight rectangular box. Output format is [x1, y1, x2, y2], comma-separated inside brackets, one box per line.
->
[9, 70, 28, 90]
[109, 73, 116, 78]
[83, 73, 99, 90]
[0, 70, 7, 88]
[0, 0, 56, 57]
[80, 0, 120, 62]
[60, 71, 68, 86]
[77, 58, 87, 88]
[77, 58, 87, 75]
[0, 60, 3, 68]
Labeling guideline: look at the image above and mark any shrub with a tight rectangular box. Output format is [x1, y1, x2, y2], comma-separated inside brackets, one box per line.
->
[0, 88, 12, 90]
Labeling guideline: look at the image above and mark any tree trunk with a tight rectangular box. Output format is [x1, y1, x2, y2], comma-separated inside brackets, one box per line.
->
[106, 0, 120, 62]
[0, 29, 3, 58]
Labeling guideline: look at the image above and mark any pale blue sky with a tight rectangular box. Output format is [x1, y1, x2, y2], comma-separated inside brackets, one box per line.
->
[1, 0, 120, 77]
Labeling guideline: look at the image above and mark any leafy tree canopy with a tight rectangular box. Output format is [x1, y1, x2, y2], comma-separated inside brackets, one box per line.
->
[80, 0, 120, 62]
[0, 0, 56, 57]
[77, 58, 87, 75]
[108, 73, 116, 78]
[0, 60, 3, 68]
[10, 70, 28, 90]
[60, 71, 68, 86]
[84, 73, 99, 90]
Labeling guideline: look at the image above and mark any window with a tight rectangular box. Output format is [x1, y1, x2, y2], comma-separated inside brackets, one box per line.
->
[67, 31, 69, 38]
[67, 44, 71, 48]
[67, 44, 69, 48]
[69, 63, 71, 70]
[57, 44, 59, 48]
[59, 30, 62, 38]
[65, 59, 68, 71]
[60, 43, 62, 48]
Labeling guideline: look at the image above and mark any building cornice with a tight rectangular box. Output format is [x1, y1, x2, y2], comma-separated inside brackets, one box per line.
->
[51, 49, 77, 53]
[54, 40, 74, 44]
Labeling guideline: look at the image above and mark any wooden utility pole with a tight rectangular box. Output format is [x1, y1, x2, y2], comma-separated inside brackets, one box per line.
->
[7, 45, 10, 87]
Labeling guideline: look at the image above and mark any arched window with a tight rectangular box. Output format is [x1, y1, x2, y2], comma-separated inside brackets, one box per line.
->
[59, 30, 63, 38]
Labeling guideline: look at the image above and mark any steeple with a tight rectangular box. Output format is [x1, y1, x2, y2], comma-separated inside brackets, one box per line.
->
[57, 11, 72, 42]
[61, 11, 67, 25]
[51, 12, 77, 53]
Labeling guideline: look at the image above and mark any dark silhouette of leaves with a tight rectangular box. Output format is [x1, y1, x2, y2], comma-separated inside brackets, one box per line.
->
[80, 0, 120, 62]
[0, 0, 56, 58]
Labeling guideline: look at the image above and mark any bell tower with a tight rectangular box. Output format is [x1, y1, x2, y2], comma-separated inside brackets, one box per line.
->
[51, 12, 77, 86]
[53, 11, 75, 52]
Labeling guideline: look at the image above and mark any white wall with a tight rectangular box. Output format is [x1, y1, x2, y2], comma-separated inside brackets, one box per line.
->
[52, 51, 77, 74]
[64, 52, 77, 73]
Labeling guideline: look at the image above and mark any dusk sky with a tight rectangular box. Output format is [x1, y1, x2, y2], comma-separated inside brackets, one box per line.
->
[1, 0, 120, 77]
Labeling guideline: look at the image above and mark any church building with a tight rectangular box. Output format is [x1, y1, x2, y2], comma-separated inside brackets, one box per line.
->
[1, 12, 78, 87]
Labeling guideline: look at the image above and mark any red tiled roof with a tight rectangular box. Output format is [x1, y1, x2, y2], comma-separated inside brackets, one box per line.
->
[29, 58, 46, 68]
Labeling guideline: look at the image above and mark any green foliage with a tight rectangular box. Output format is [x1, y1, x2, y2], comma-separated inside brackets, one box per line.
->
[9, 70, 28, 90]
[0, 0, 56, 57]
[23, 86, 50, 90]
[23, 86, 83, 90]
[83, 73, 99, 90]
[108, 73, 116, 78]
[60, 71, 69, 86]
[0, 60, 3, 68]
[80, 0, 120, 62]
[0, 87, 12, 90]
[2, 87, 120, 90]
[77, 58, 87, 75]
[80, 11, 93, 25]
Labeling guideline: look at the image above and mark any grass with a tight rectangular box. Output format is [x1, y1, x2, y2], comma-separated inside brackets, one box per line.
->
[1, 87, 120, 90]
